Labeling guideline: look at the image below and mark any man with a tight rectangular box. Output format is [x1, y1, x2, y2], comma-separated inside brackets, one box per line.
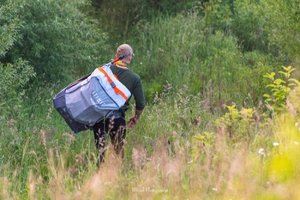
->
[93, 44, 146, 164]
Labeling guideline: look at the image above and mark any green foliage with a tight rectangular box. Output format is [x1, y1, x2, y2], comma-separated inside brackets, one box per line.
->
[132, 13, 275, 104]
[124, 85, 216, 157]
[217, 104, 241, 126]
[131, 13, 206, 99]
[0, 61, 35, 129]
[0, 60, 34, 99]
[1, 0, 300, 198]
[260, 0, 300, 60]
[216, 104, 256, 139]
[90, 0, 298, 104]
[191, 131, 215, 161]
[230, 0, 269, 52]
[197, 0, 300, 63]
[0, 1, 35, 114]
[0, 0, 108, 191]
[144, 81, 163, 100]
[202, 0, 233, 33]
[0, 0, 23, 57]
[1, 0, 108, 82]
[91, 0, 198, 40]
[263, 66, 299, 113]
[92, 0, 152, 40]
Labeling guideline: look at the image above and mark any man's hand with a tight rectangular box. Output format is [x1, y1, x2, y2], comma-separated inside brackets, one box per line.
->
[127, 116, 138, 128]
[127, 109, 143, 128]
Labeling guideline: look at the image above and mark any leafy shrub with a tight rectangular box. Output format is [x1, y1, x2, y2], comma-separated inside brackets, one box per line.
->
[259, 0, 300, 61]
[0, 60, 35, 104]
[132, 13, 274, 104]
[263, 66, 299, 113]
[0, 1, 36, 119]
[1, 0, 108, 83]
[230, 0, 269, 52]
[215, 104, 256, 140]
[91, 0, 198, 40]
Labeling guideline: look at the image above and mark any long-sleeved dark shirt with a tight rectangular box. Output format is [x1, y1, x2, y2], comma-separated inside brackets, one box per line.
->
[110, 64, 146, 111]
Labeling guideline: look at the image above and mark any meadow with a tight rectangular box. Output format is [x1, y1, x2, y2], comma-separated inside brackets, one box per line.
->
[1, 0, 300, 199]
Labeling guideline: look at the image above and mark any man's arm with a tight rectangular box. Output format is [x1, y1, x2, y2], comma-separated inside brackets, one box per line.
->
[127, 75, 145, 128]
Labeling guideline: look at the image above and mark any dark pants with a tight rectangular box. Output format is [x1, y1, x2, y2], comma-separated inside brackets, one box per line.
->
[92, 115, 126, 165]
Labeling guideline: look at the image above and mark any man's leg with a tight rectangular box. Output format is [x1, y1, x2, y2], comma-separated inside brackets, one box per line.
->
[109, 117, 126, 159]
[93, 120, 108, 165]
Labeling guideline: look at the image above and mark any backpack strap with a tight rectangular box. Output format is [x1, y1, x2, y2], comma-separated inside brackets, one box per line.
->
[97, 67, 129, 102]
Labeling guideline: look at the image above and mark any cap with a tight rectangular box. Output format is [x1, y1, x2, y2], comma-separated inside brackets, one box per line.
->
[116, 44, 134, 57]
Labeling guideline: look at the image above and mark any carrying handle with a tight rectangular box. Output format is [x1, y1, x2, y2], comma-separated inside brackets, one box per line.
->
[111, 55, 126, 64]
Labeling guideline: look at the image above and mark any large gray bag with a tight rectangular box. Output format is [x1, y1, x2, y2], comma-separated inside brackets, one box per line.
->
[53, 63, 131, 133]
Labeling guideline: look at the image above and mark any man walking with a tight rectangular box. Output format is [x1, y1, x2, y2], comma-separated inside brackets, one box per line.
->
[93, 44, 146, 164]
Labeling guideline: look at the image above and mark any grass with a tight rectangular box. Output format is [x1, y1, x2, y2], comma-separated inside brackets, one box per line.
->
[1, 0, 300, 198]
[1, 86, 300, 199]
[127, 12, 279, 107]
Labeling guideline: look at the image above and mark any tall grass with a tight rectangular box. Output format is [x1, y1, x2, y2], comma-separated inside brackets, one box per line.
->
[1, 85, 300, 199]
[129, 13, 277, 106]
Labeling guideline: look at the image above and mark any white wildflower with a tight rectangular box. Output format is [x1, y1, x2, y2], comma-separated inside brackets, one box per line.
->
[273, 142, 279, 147]
[258, 148, 265, 156]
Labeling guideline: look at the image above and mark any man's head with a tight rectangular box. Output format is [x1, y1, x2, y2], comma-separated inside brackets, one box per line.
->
[116, 44, 134, 64]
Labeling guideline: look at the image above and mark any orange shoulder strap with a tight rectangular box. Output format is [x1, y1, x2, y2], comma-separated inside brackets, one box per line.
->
[98, 67, 129, 102]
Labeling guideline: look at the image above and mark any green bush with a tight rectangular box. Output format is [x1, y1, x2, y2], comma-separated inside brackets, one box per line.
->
[202, 0, 300, 62]
[1, 0, 108, 83]
[263, 66, 299, 113]
[0, 0, 108, 191]
[259, 0, 300, 61]
[91, 0, 198, 40]
[0, 60, 35, 106]
[230, 0, 269, 52]
[0, 1, 36, 119]
[131, 13, 274, 104]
